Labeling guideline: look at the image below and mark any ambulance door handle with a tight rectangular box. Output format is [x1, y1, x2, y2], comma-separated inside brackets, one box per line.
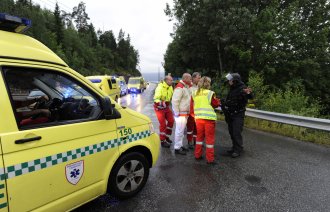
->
[15, 136, 42, 144]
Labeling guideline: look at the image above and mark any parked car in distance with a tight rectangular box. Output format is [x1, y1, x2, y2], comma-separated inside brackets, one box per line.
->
[128, 77, 147, 93]
[116, 78, 128, 96]
[86, 75, 120, 102]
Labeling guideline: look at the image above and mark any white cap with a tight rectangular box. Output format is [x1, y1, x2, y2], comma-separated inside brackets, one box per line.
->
[225, 73, 233, 81]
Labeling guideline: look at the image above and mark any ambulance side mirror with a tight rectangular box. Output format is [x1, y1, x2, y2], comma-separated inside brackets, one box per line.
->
[101, 96, 121, 120]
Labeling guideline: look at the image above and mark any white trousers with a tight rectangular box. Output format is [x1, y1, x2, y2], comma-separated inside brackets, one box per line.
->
[174, 116, 188, 150]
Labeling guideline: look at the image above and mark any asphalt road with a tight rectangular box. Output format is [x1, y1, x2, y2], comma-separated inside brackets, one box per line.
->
[76, 83, 330, 212]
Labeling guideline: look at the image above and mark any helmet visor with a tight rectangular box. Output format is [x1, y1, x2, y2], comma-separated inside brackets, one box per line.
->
[225, 73, 233, 81]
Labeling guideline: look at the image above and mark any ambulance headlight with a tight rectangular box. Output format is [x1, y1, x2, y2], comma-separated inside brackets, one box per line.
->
[149, 122, 155, 134]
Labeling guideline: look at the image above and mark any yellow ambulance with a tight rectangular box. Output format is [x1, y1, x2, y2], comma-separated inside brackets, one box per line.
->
[86, 75, 121, 102]
[0, 14, 160, 211]
[127, 77, 147, 93]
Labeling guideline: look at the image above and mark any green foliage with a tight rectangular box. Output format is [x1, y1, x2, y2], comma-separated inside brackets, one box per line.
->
[260, 85, 322, 117]
[248, 71, 322, 117]
[0, 0, 140, 77]
[54, 3, 64, 45]
[165, 0, 330, 115]
[247, 71, 269, 107]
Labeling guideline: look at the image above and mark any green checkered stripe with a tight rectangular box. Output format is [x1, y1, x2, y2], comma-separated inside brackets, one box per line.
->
[0, 179, 7, 209]
[120, 130, 151, 145]
[1, 130, 151, 180]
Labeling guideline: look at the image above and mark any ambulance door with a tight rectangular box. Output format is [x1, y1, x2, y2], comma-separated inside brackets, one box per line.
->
[0, 143, 8, 212]
[0, 65, 119, 211]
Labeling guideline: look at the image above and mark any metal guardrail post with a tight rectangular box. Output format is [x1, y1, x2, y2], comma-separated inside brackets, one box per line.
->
[245, 108, 330, 132]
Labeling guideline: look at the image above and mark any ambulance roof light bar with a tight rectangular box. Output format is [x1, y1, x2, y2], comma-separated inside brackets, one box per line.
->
[0, 13, 32, 33]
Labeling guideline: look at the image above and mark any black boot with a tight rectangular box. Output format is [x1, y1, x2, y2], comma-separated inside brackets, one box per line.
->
[161, 140, 171, 148]
[231, 152, 240, 158]
[188, 141, 194, 149]
[175, 147, 187, 155]
[166, 138, 173, 143]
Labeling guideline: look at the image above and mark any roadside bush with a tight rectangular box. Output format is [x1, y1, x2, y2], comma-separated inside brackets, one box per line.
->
[248, 72, 322, 118]
[247, 71, 268, 107]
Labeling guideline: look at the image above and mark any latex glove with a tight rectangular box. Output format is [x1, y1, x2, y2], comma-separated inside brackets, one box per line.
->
[157, 105, 165, 110]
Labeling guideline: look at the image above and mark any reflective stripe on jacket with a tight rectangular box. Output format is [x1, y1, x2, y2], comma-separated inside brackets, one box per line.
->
[154, 81, 173, 103]
[193, 89, 217, 120]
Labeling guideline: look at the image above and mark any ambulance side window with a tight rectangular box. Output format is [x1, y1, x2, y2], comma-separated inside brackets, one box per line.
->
[3, 67, 102, 129]
[108, 80, 113, 89]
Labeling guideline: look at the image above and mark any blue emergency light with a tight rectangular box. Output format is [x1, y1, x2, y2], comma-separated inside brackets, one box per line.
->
[0, 13, 32, 33]
[89, 79, 102, 83]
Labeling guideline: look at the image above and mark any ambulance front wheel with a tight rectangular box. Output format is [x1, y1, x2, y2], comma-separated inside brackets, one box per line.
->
[108, 152, 150, 199]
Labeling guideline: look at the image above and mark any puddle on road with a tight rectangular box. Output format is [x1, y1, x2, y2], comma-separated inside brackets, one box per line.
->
[245, 175, 268, 196]
[159, 164, 174, 170]
[245, 175, 261, 184]
[248, 186, 268, 195]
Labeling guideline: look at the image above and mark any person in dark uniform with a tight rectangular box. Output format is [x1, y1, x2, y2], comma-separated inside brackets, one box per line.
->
[222, 73, 253, 158]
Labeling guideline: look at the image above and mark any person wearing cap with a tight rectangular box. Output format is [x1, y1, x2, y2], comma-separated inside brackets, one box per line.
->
[222, 73, 253, 158]
[186, 72, 201, 149]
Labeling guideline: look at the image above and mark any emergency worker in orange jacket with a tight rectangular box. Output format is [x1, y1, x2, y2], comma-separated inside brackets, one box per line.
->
[193, 77, 220, 164]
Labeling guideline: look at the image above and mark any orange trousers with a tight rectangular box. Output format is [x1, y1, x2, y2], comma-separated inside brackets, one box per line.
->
[154, 107, 174, 141]
[194, 119, 216, 162]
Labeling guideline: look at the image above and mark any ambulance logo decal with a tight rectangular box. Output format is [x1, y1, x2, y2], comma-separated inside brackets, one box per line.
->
[65, 161, 84, 185]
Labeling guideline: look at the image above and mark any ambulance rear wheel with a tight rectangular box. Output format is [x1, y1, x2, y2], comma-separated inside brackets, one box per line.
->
[108, 152, 149, 199]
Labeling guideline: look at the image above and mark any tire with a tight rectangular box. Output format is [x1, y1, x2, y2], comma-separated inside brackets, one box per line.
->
[108, 152, 150, 199]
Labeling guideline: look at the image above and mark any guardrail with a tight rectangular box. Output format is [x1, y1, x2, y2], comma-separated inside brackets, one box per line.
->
[245, 108, 330, 132]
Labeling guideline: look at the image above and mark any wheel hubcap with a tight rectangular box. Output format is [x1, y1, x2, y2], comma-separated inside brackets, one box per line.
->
[116, 160, 145, 192]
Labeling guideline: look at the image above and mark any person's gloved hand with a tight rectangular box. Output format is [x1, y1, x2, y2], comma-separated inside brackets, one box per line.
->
[157, 105, 165, 110]
[155, 102, 165, 110]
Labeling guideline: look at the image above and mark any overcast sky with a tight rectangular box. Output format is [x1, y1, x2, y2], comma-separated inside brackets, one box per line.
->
[33, 0, 174, 76]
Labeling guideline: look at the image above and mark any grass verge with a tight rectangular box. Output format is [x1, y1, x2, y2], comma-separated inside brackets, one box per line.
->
[217, 114, 330, 147]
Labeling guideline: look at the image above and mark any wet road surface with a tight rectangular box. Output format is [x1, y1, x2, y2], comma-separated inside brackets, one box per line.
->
[76, 83, 330, 212]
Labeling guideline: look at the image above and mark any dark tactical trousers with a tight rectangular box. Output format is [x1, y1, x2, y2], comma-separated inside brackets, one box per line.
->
[226, 112, 245, 153]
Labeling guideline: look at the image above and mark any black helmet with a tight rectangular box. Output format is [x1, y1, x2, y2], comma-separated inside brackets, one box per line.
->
[225, 73, 241, 81]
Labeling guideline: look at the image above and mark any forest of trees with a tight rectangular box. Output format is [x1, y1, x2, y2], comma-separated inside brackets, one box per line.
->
[164, 0, 330, 117]
[0, 0, 141, 77]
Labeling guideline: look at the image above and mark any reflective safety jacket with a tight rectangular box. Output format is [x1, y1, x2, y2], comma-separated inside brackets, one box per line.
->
[193, 89, 217, 120]
[154, 81, 173, 104]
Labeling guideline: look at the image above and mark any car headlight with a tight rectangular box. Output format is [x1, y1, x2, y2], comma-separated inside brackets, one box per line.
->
[149, 122, 155, 134]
